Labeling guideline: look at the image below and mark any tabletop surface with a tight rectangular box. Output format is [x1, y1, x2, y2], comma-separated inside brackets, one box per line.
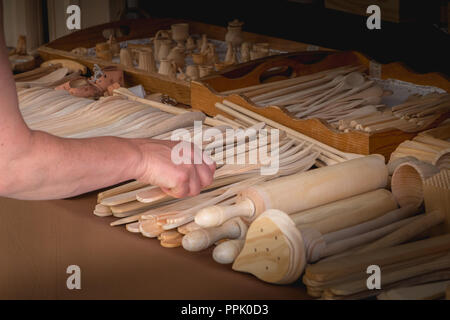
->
[0, 193, 310, 300]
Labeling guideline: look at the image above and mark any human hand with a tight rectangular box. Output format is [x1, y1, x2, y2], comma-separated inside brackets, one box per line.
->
[135, 139, 216, 198]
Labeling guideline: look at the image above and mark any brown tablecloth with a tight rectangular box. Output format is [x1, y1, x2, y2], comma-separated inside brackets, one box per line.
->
[0, 193, 309, 300]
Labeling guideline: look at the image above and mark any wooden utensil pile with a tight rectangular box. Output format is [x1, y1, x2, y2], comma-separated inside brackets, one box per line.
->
[222, 65, 449, 134]
[223, 65, 385, 121]
[16, 67, 81, 89]
[299, 158, 450, 300]
[95, 131, 321, 250]
[17, 86, 210, 139]
[213, 98, 363, 166]
[303, 233, 450, 299]
[337, 92, 450, 133]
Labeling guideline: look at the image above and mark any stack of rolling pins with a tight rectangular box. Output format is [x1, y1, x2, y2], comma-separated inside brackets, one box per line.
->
[389, 124, 450, 170]
[222, 65, 449, 133]
[207, 155, 447, 300]
[301, 158, 450, 299]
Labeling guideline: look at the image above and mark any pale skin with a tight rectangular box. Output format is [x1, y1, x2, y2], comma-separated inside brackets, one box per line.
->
[0, 2, 215, 200]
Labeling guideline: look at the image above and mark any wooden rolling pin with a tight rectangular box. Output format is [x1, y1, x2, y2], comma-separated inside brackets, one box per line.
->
[195, 155, 388, 227]
[182, 218, 247, 252]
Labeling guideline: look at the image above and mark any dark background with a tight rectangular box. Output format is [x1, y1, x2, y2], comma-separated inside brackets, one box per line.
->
[139, 0, 449, 76]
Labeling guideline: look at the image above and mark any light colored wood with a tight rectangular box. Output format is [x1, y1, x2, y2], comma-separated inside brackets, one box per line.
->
[97, 181, 148, 203]
[322, 205, 419, 243]
[177, 221, 202, 235]
[138, 49, 156, 73]
[120, 48, 133, 68]
[377, 280, 450, 300]
[220, 100, 362, 161]
[291, 189, 397, 230]
[198, 155, 385, 226]
[182, 218, 247, 252]
[213, 239, 245, 264]
[241, 155, 387, 221]
[232, 191, 402, 284]
[305, 233, 450, 283]
[40, 59, 87, 74]
[329, 253, 450, 297]
[195, 198, 255, 228]
[391, 159, 440, 208]
[319, 216, 419, 260]
[320, 268, 450, 300]
[233, 209, 306, 284]
[424, 170, 450, 234]
[356, 210, 445, 253]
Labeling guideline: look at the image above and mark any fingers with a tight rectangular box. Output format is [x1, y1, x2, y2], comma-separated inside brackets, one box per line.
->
[188, 168, 202, 197]
[195, 163, 214, 189]
[203, 152, 217, 174]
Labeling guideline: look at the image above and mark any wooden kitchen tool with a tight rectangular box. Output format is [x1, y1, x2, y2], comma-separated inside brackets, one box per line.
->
[305, 233, 450, 283]
[231, 189, 400, 285]
[213, 239, 245, 264]
[377, 280, 450, 300]
[182, 218, 248, 252]
[196, 155, 387, 225]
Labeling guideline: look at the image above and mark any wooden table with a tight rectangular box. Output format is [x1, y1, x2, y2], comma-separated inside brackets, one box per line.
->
[0, 194, 309, 300]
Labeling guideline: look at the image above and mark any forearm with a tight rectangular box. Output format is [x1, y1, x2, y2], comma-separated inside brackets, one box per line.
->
[1, 130, 144, 200]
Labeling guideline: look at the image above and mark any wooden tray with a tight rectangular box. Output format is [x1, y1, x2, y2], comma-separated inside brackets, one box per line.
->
[191, 51, 449, 158]
[38, 17, 331, 105]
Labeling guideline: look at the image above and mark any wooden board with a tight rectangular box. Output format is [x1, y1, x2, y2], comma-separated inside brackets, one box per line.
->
[0, 194, 311, 299]
[38, 17, 332, 105]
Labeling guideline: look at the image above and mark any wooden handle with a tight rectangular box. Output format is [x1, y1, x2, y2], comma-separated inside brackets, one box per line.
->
[305, 233, 450, 283]
[357, 210, 445, 253]
[136, 187, 170, 204]
[195, 198, 255, 227]
[240, 155, 387, 218]
[320, 215, 419, 260]
[182, 218, 247, 252]
[292, 189, 398, 232]
[322, 205, 419, 243]
[302, 190, 397, 234]
[378, 280, 450, 300]
[213, 239, 245, 264]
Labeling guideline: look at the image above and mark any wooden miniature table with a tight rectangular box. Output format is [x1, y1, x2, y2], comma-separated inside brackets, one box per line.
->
[0, 193, 309, 300]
